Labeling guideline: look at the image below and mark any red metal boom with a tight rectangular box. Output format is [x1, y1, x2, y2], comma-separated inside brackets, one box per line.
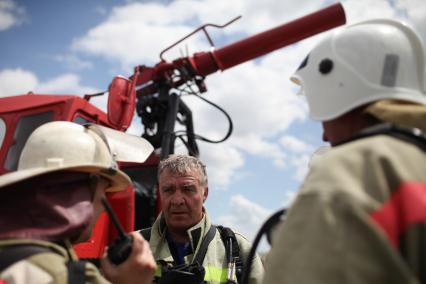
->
[134, 2, 345, 93]
[189, 3, 345, 76]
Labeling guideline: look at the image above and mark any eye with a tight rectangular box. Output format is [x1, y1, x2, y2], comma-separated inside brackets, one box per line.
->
[183, 185, 197, 193]
[161, 186, 173, 194]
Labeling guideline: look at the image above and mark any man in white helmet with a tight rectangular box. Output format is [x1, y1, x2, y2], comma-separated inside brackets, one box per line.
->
[262, 19, 426, 283]
[0, 121, 157, 284]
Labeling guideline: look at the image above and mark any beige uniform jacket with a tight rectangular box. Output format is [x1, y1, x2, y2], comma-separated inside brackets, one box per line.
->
[0, 239, 109, 284]
[147, 210, 264, 284]
[263, 135, 425, 284]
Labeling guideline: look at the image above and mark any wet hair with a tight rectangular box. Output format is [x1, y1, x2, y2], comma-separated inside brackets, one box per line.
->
[158, 155, 208, 187]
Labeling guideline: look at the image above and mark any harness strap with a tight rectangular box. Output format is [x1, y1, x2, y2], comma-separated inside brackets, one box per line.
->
[140, 225, 217, 266]
[217, 226, 243, 284]
[145, 224, 243, 283]
[193, 225, 216, 266]
[139, 228, 152, 241]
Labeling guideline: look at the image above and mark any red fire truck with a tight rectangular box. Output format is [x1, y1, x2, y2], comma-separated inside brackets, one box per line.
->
[0, 3, 345, 260]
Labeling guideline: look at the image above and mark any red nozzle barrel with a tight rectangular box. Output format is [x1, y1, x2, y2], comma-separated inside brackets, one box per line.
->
[190, 2, 346, 76]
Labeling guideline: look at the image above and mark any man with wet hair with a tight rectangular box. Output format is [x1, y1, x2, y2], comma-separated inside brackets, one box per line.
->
[143, 154, 264, 284]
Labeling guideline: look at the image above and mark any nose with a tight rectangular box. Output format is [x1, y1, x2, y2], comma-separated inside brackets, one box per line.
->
[170, 191, 185, 206]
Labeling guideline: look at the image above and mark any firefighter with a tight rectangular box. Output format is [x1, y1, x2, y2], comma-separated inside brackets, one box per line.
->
[140, 155, 264, 284]
[0, 121, 156, 284]
[262, 19, 426, 283]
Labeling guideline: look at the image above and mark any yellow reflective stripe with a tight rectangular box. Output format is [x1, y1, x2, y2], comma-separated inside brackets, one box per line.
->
[155, 265, 229, 283]
[155, 266, 162, 277]
[204, 266, 228, 283]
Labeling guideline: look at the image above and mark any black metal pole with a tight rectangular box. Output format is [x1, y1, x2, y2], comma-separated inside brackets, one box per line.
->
[160, 91, 180, 160]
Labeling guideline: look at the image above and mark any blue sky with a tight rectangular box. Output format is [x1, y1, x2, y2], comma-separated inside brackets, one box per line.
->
[1, 0, 425, 248]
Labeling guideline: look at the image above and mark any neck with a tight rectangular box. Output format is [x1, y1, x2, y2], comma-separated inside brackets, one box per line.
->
[167, 229, 189, 243]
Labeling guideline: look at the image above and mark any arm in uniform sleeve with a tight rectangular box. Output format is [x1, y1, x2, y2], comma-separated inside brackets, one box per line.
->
[262, 142, 417, 284]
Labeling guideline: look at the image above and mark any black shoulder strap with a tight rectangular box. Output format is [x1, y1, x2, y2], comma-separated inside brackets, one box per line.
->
[337, 123, 426, 151]
[217, 226, 244, 284]
[0, 245, 50, 271]
[139, 227, 152, 241]
[193, 225, 216, 266]
[0, 245, 85, 284]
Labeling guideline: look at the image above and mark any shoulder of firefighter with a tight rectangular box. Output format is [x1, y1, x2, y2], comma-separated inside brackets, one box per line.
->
[0, 239, 110, 284]
[142, 210, 264, 284]
[263, 131, 426, 283]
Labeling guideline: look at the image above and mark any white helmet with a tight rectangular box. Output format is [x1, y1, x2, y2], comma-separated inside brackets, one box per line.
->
[291, 19, 426, 121]
[0, 121, 154, 191]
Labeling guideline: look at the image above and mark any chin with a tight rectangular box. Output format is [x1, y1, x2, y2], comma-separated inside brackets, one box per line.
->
[169, 220, 191, 230]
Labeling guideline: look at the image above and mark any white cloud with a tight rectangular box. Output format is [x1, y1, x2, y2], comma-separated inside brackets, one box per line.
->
[232, 0, 327, 35]
[217, 194, 271, 242]
[0, 68, 38, 97]
[290, 153, 311, 181]
[280, 135, 314, 153]
[0, 69, 102, 109]
[198, 143, 245, 189]
[71, 0, 333, 69]
[282, 189, 298, 208]
[393, 0, 426, 55]
[232, 134, 286, 168]
[278, 135, 318, 182]
[72, 2, 201, 69]
[342, 0, 426, 50]
[0, 0, 27, 31]
[53, 54, 93, 70]
[36, 73, 98, 95]
[342, 0, 396, 23]
[203, 60, 308, 137]
[339, 0, 426, 50]
[126, 114, 145, 136]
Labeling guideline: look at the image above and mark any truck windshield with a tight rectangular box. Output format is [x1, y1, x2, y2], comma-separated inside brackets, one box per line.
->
[5, 111, 54, 171]
[73, 115, 91, 125]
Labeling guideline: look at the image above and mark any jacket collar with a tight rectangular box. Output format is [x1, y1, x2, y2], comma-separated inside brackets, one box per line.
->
[153, 208, 212, 262]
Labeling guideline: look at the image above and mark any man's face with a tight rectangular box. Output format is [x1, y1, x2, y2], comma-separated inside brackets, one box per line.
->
[321, 107, 370, 146]
[321, 119, 352, 146]
[158, 169, 208, 233]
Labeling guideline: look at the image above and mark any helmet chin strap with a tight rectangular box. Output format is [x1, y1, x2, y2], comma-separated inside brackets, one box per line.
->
[88, 174, 100, 200]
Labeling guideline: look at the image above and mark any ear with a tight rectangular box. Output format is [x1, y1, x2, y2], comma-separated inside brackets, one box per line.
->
[203, 187, 208, 202]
